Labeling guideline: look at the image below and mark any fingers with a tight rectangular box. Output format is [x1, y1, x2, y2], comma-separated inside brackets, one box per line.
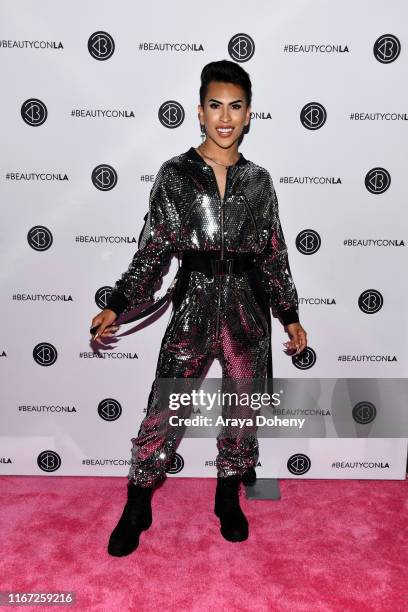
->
[90, 311, 120, 344]
[100, 325, 120, 337]
[295, 329, 308, 354]
[282, 328, 308, 355]
[92, 325, 120, 344]
[92, 322, 107, 343]
[299, 335, 307, 352]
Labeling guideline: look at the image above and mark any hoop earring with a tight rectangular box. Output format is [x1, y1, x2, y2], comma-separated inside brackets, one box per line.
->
[200, 123, 206, 143]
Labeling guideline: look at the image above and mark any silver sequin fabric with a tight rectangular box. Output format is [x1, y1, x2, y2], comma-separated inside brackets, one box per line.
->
[107, 146, 299, 487]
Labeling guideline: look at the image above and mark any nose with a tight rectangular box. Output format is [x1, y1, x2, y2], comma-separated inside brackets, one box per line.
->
[221, 106, 231, 122]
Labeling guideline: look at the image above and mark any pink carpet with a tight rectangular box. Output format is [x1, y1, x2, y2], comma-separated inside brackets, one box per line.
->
[0, 476, 406, 611]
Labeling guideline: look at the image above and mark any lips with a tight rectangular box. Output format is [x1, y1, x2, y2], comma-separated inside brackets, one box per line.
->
[216, 127, 234, 137]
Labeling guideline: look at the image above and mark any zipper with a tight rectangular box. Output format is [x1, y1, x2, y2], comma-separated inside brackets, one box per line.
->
[210, 166, 231, 342]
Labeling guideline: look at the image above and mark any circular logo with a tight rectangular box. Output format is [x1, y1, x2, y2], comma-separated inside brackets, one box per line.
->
[158, 101, 185, 129]
[37, 450, 61, 472]
[33, 343, 58, 366]
[88, 31, 115, 60]
[98, 398, 122, 422]
[21, 98, 47, 126]
[166, 452, 184, 474]
[300, 102, 327, 130]
[91, 164, 118, 191]
[364, 167, 391, 194]
[27, 226, 53, 251]
[373, 34, 401, 64]
[287, 453, 311, 475]
[228, 33, 255, 62]
[352, 401, 377, 425]
[296, 229, 321, 255]
[358, 289, 383, 314]
[292, 346, 316, 370]
[95, 286, 113, 310]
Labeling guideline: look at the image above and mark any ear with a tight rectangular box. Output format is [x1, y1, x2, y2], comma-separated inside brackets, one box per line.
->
[245, 105, 251, 126]
[197, 104, 204, 123]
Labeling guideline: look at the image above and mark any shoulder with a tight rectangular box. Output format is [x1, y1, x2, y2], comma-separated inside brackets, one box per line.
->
[149, 152, 191, 202]
[238, 158, 273, 185]
[148, 154, 190, 195]
[247, 162, 274, 184]
[147, 154, 186, 197]
[242, 161, 276, 197]
[156, 152, 189, 177]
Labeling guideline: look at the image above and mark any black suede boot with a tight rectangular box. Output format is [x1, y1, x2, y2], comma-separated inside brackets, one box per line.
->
[214, 475, 249, 542]
[241, 467, 257, 485]
[108, 481, 153, 557]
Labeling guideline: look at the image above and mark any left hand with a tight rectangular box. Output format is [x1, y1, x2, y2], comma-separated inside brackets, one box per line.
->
[283, 322, 308, 356]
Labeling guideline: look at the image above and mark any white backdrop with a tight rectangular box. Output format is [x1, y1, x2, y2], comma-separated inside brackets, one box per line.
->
[1, 0, 407, 480]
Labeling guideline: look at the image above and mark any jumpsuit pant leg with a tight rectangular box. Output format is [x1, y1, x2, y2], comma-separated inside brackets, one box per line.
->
[127, 271, 271, 488]
[127, 339, 214, 488]
[215, 319, 270, 478]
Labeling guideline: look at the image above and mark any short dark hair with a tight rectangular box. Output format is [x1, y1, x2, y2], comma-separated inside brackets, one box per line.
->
[199, 59, 252, 107]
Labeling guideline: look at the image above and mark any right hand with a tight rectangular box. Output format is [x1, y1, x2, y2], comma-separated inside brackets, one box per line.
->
[90, 309, 119, 344]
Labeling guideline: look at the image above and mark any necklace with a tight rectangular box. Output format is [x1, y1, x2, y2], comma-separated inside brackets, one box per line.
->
[196, 145, 240, 168]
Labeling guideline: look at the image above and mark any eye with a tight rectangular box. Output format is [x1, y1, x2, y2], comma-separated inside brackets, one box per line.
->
[208, 102, 242, 110]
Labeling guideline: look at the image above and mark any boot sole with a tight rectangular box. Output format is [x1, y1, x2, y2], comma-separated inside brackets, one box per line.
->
[220, 527, 248, 542]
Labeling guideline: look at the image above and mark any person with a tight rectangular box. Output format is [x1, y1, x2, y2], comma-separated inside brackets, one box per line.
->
[90, 59, 307, 555]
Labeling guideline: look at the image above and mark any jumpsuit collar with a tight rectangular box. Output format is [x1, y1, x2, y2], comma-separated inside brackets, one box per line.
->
[185, 146, 248, 167]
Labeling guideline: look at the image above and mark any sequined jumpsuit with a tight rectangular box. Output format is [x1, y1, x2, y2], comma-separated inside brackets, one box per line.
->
[105, 146, 299, 487]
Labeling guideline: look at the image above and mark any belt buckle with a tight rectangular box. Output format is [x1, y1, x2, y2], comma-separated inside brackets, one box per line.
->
[212, 258, 233, 276]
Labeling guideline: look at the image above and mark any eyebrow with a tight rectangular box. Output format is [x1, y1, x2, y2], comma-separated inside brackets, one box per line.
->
[208, 98, 243, 104]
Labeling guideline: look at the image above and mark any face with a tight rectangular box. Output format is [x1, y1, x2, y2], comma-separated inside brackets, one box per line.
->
[197, 81, 251, 149]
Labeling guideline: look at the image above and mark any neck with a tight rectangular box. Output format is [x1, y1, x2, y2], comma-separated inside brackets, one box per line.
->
[198, 140, 240, 166]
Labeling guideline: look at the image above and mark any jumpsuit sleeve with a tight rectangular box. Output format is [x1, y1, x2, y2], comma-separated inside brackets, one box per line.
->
[104, 163, 175, 317]
[254, 171, 300, 326]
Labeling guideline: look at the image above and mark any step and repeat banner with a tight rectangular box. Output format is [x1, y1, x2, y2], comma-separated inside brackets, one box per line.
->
[1, 0, 407, 480]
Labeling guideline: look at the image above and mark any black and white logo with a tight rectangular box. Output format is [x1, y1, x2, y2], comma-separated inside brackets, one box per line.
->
[292, 346, 316, 370]
[300, 102, 326, 130]
[33, 343, 58, 366]
[166, 452, 184, 474]
[228, 33, 255, 62]
[373, 34, 401, 64]
[158, 101, 185, 128]
[88, 31, 115, 60]
[27, 226, 53, 251]
[37, 450, 61, 472]
[95, 286, 113, 310]
[296, 229, 321, 255]
[358, 289, 383, 314]
[352, 401, 377, 425]
[21, 98, 47, 126]
[98, 398, 122, 422]
[364, 167, 391, 194]
[287, 453, 311, 475]
[92, 164, 118, 191]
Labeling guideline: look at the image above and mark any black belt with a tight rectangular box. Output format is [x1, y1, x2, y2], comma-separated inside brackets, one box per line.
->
[181, 251, 255, 277]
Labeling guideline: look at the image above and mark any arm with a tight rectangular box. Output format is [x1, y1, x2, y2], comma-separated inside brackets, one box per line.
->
[105, 163, 175, 317]
[254, 171, 300, 326]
